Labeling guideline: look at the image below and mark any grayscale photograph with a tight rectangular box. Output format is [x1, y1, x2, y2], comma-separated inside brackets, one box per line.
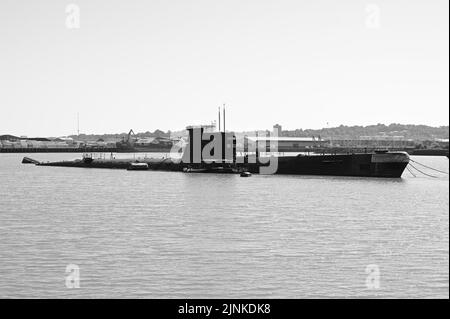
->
[0, 0, 448, 304]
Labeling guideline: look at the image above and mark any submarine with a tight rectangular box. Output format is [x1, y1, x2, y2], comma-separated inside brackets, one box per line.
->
[28, 124, 410, 178]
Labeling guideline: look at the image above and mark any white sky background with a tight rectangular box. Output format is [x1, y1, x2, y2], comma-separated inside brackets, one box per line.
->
[0, 0, 448, 137]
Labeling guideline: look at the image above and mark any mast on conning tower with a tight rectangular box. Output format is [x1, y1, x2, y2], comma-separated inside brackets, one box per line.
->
[218, 107, 221, 132]
[223, 104, 226, 133]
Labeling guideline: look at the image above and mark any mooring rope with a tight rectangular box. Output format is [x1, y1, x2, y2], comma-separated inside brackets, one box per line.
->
[406, 165, 417, 177]
[408, 163, 438, 178]
[409, 158, 449, 175]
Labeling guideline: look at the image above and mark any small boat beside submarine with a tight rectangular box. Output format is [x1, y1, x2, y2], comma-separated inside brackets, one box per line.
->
[127, 162, 149, 171]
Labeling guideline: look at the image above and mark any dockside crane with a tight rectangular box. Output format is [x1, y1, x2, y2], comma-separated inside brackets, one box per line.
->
[126, 129, 136, 144]
[119, 129, 136, 147]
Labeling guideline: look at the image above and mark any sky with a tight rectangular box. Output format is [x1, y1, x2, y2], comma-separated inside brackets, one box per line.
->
[0, 0, 448, 137]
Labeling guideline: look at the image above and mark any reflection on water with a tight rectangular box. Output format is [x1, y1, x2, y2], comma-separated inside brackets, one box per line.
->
[0, 153, 448, 298]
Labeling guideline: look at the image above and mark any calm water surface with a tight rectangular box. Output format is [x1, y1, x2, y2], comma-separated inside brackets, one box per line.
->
[0, 153, 448, 298]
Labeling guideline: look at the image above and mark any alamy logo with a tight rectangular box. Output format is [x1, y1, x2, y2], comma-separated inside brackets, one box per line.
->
[65, 4, 80, 29]
[365, 264, 380, 289]
[173, 130, 279, 175]
[365, 4, 381, 29]
[65, 264, 80, 288]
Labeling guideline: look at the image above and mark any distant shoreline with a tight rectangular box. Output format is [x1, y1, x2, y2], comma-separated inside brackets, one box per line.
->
[1, 148, 448, 157]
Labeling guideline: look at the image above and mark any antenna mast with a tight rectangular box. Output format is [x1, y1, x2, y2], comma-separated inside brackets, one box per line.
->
[218, 107, 221, 132]
[223, 104, 226, 132]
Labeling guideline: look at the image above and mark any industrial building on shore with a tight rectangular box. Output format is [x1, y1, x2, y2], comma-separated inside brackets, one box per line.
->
[239, 125, 418, 152]
[1, 124, 448, 153]
[0, 135, 116, 150]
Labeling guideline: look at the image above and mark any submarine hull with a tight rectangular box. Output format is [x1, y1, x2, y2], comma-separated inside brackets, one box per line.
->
[244, 152, 409, 178]
[32, 152, 410, 178]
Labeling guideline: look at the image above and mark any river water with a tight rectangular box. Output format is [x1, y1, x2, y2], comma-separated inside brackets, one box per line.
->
[0, 153, 448, 298]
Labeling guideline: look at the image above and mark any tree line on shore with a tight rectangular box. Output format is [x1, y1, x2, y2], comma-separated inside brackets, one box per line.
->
[67, 123, 448, 143]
